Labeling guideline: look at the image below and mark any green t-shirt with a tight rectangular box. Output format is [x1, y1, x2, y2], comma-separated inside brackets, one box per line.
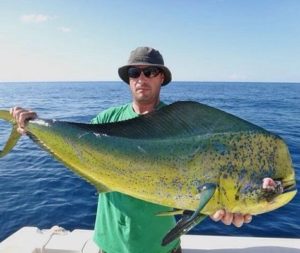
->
[92, 102, 180, 253]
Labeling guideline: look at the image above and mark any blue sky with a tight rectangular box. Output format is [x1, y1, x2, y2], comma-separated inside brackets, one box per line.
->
[0, 0, 299, 82]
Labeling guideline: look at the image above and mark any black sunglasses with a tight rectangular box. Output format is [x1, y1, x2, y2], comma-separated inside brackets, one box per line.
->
[128, 67, 161, 79]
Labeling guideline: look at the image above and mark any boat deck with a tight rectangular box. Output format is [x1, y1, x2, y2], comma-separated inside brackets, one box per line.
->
[1, 226, 300, 253]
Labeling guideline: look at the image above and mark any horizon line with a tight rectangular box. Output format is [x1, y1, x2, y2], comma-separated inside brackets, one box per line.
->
[0, 80, 300, 84]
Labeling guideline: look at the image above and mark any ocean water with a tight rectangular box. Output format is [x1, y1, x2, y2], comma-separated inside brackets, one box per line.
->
[0, 81, 299, 242]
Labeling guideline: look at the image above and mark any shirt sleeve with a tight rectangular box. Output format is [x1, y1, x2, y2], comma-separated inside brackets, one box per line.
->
[91, 114, 104, 124]
[90, 107, 116, 124]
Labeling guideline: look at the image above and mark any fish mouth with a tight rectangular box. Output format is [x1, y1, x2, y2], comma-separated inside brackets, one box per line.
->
[273, 178, 297, 194]
[261, 178, 297, 202]
[282, 180, 297, 194]
[263, 179, 297, 211]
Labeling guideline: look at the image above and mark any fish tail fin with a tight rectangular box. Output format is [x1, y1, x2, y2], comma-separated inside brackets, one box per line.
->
[0, 110, 21, 158]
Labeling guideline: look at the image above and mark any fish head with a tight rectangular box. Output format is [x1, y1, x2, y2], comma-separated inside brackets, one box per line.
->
[238, 177, 297, 215]
[237, 136, 297, 215]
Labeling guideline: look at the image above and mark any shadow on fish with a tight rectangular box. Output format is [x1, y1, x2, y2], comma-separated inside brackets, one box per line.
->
[0, 101, 297, 246]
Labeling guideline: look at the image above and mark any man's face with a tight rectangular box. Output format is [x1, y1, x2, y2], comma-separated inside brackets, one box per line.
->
[128, 65, 165, 104]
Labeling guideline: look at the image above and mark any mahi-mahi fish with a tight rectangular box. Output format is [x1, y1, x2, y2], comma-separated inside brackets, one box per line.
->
[0, 101, 297, 245]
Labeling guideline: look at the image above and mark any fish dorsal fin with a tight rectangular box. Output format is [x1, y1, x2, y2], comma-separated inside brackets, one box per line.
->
[71, 101, 265, 139]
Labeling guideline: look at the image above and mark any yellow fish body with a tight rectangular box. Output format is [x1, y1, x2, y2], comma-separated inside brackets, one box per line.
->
[0, 101, 297, 244]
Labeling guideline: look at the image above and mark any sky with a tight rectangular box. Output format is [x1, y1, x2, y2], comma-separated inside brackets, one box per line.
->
[0, 0, 300, 82]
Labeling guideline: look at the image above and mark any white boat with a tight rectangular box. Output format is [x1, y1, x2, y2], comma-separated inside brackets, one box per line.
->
[0, 226, 300, 253]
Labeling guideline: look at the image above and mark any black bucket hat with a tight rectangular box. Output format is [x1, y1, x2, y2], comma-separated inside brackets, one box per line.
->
[118, 47, 172, 86]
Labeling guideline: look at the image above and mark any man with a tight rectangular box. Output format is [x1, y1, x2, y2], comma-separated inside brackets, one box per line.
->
[11, 46, 252, 253]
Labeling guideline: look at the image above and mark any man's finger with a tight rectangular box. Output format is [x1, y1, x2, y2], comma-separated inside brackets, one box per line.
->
[244, 214, 252, 224]
[232, 213, 244, 227]
[210, 209, 225, 222]
[222, 212, 233, 225]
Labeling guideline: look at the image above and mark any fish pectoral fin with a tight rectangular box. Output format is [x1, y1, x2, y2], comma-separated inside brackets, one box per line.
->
[156, 209, 184, 216]
[162, 212, 207, 246]
[161, 183, 216, 246]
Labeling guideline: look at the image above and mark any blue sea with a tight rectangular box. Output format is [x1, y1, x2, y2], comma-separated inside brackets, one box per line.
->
[0, 81, 299, 242]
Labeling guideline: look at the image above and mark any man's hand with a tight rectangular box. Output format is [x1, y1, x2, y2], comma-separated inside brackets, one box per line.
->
[210, 210, 252, 227]
[210, 178, 279, 227]
[10, 107, 37, 134]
